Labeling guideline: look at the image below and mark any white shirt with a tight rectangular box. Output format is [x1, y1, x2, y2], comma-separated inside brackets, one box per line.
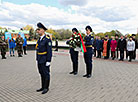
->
[40, 34, 45, 41]
[86, 32, 92, 36]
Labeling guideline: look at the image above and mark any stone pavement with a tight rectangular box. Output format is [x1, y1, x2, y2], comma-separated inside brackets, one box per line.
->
[0, 50, 138, 102]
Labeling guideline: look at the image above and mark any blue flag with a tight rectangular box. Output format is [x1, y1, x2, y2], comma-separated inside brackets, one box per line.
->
[5, 32, 11, 39]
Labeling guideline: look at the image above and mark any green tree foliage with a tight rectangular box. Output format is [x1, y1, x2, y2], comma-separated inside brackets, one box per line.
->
[29, 28, 34, 41]
[46, 29, 61, 40]
[23, 25, 34, 31]
[55, 29, 72, 40]
[46, 28, 72, 40]
[135, 33, 138, 40]
[23, 25, 35, 41]
[95, 30, 123, 39]
[96, 32, 104, 38]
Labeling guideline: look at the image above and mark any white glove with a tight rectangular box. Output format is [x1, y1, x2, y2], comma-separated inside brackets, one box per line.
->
[46, 62, 51, 66]
[74, 47, 81, 51]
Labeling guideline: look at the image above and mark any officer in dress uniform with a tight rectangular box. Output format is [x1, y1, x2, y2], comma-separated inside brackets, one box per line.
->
[67, 28, 80, 75]
[35, 22, 52, 94]
[83, 26, 94, 78]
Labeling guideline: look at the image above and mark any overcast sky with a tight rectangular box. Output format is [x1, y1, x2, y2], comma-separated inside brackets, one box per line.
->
[0, 0, 138, 34]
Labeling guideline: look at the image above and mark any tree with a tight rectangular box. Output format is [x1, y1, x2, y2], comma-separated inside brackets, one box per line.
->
[23, 25, 34, 31]
[29, 28, 34, 41]
[95, 32, 104, 38]
[56, 29, 72, 40]
[46, 29, 60, 40]
[136, 33, 138, 40]
[34, 30, 39, 40]
[114, 30, 123, 37]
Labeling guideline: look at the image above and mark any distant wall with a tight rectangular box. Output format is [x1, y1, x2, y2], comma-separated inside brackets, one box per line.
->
[27, 44, 69, 50]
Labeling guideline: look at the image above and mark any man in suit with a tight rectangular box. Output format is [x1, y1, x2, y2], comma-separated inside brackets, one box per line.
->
[35, 22, 52, 94]
[118, 36, 126, 61]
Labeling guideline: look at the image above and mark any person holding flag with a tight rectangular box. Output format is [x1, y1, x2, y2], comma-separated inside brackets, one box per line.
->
[83, 26, 94, 78]
[66, 28, 86, 75]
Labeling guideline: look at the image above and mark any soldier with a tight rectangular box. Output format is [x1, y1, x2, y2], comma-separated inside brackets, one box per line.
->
[16, 34, 24, 57]
[36, 22, 52, 94]
[67, 28, 81, 75]
[0, 36, 8, 59]
[83, 26, 94, 78]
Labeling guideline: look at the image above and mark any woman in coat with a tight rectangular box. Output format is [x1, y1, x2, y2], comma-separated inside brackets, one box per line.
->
[110, 36, 117, 60]
[127, 36, 135, 62]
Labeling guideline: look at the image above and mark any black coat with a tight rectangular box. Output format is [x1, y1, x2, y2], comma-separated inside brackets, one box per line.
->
[133, 38, 137, 50]
[118, 39, 126, 51]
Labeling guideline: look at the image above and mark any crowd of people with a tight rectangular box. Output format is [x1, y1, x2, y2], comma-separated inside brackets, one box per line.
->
[93, 34, 137, 62]
[0, 34, 27, 59]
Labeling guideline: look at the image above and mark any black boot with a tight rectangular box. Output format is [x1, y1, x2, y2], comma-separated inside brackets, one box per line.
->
[18, 53, 20, 57]
[42, 79, 50, 94]
[83, 65, 88, 77]
[69, 71, 74, 74]
[2, 55, 6, 59]
[36, 77, 44, 92]
[74, 64, 78, 75]
[87, 67, 92, 78]
[69, 63, 76, 75]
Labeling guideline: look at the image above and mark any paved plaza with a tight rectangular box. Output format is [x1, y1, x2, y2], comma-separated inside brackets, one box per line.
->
[0, 50, 138, 102]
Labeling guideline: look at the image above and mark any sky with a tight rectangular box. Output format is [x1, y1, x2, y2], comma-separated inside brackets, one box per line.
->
[0, 0, 138, 34]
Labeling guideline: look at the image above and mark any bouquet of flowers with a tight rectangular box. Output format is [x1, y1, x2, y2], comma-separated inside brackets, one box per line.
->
[68, 32, 81, 48]
[66, 32, 87, 53]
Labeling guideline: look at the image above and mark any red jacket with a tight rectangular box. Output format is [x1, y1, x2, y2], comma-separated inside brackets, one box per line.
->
[110, 40, 117, 51]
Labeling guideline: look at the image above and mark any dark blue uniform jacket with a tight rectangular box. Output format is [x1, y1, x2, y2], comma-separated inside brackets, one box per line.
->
[36, 35, 52, 63]
[84, 35, 94, 54]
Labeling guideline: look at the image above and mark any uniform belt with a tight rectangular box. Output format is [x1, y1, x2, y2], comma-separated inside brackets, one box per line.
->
[37, 52, 47, 55]
[86, 45, 92, 47]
